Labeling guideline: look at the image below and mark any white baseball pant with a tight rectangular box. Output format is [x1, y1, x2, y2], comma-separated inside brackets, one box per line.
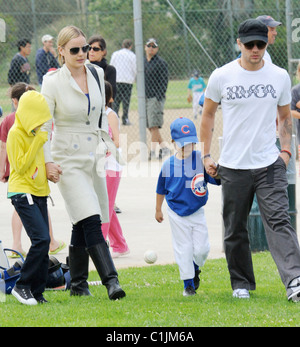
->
[192, 91, 203, 117]
[167, 206, 210, 280]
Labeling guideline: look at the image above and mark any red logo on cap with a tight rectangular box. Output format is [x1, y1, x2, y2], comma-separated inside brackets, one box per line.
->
[181, 125, 190, 134]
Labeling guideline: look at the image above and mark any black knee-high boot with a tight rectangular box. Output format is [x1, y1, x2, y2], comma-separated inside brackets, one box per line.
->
[69, 245, 91, 296]
[87, 243, 126, 300]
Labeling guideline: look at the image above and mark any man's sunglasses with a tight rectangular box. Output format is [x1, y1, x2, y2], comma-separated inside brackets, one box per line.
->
[243, 41, 267, 50]
[146, 44, 158, 48]
[90, 46, 103, 52]
[69, 44, 90, 55]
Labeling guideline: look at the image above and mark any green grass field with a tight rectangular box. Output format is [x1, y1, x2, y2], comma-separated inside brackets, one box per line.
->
[1, 252, 300, 328]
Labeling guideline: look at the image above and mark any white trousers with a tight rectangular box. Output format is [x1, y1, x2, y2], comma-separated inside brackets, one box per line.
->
[167, 206, 210, 280]
[192, 91, 203, 116]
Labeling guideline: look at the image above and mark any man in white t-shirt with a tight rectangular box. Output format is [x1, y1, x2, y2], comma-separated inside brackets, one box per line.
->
[200, 19, 300, 302]
[110, 39, 136, 125]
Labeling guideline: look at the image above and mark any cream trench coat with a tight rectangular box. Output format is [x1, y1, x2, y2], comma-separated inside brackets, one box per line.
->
[41, 63, 109, 224]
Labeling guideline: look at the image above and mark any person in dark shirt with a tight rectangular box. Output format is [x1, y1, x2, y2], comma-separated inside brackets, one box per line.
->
[8, 38, 31, 86]
[35, 34, 59, 86]
[88, 35, 116, 100]
[144, 38, 169, 160]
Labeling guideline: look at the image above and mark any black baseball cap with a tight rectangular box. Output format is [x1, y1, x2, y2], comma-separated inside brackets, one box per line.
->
[238, 19, 268, 44]
[256, 15, 282, 28]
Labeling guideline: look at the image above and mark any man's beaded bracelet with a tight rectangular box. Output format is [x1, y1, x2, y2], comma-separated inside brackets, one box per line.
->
[281, 149, 292, 158]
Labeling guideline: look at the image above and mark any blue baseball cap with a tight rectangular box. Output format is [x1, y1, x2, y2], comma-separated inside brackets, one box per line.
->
[170, 117, 199, 148]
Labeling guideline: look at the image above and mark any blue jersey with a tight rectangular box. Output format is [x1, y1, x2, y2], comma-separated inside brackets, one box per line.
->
[156, 151, 220, 216]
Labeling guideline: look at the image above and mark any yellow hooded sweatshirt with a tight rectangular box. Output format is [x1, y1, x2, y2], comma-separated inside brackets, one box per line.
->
[7, 90, 52, 197]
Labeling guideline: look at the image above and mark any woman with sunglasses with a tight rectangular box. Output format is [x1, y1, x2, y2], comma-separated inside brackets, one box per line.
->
[41, 25, 125, 301]
[87, 35, 116, 100]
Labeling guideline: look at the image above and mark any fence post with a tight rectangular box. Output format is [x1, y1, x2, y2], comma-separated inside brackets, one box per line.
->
[31, 0, 38, 51]
[180, 0, 191, 74]
[286, 0, 293, 82]
[133, 0, 147, 162]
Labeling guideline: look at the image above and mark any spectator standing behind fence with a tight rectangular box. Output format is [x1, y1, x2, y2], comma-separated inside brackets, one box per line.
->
[35, 35, 59, 87]
[88, 35, 116, 99]
[200, 19, 300, 302]
[291, 62, 300, 175]
[144, 38, 169, 161]
[110, 39, 136, 126]
[8, 39, 31, 86]
[187, 70, 206, 120]
[41, 25, 125, 301]
[256, 15, 281, 63]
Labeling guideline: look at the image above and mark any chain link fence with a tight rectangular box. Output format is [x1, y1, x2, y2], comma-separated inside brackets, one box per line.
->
[0, 0, 300, 162]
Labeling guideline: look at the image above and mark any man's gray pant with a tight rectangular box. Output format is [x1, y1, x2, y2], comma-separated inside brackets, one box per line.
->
[219, 157, 300, 291]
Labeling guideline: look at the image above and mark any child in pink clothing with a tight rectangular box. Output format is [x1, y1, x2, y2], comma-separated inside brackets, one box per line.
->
[101, 81, 129, 258]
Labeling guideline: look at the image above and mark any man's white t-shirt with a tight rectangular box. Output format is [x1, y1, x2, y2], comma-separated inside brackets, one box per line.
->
[263, 50, 272, 63]
[205, 59, 291, 169]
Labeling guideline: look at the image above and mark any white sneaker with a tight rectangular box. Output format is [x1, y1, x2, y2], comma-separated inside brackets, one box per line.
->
[111, 250, 130, 258]
[232, 288, 250, 299]
[12, 287, 37, 306]
[287, 276, 300, 302]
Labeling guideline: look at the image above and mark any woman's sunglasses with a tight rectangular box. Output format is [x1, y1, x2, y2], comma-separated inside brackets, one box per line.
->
[90, 46, 103, 52]
[243, 41, 267, 50]
[69, 44, 90, 55]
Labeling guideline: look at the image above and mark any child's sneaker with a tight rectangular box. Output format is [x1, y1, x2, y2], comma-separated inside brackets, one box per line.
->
[35, 295, 49, 304]
[232, 288, 250, 299]
[183, 286, 196, 297]
[287, 276, 300, 302]
[12, 286, 37, 305]
[194, 269, 201, 290]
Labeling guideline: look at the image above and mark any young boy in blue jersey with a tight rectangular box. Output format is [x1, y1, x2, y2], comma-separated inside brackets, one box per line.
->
[155, 117, 220, 296]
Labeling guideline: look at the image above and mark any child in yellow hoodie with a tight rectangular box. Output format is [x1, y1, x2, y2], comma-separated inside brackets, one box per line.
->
[7, 90, 52, 305]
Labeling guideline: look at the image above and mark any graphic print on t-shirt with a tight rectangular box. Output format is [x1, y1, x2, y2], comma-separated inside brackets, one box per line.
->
[191, 173, 207, 197]
[226, 84, 277, 100]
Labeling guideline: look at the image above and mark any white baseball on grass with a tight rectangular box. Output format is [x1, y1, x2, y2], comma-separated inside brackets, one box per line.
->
[144, 250, 157, 264]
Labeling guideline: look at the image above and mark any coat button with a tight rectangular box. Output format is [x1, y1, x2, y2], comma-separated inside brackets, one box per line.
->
[86, 120, 90, 125]
[92, 106, 96, 111]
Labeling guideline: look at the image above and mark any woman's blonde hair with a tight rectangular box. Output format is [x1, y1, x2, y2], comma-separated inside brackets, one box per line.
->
[57, 25, 86, 65]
